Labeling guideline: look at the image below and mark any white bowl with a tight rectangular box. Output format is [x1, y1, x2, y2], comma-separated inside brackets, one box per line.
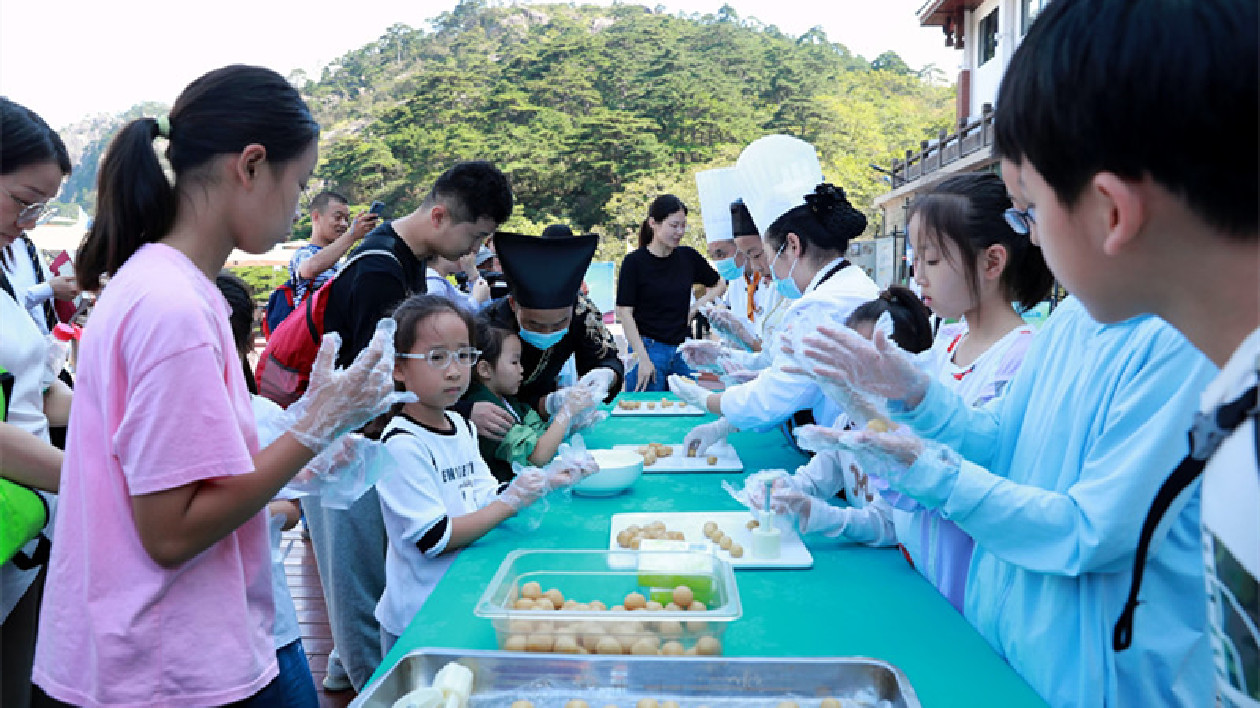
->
[573, 449, 644, 496]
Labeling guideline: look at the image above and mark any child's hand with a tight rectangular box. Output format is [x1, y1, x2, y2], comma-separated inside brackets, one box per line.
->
[499, 470, 547, 511]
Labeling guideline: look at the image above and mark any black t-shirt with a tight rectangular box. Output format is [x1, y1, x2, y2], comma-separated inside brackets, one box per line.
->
[323, 222, 428, 368]
[616, 245, 721, 346]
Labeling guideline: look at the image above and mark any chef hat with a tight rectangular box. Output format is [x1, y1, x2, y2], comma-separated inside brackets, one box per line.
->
[735, 135, 824, 234]
[730, 199, 758, 237]
[695, 167, 742, 244]
[493, 231, 598, 309]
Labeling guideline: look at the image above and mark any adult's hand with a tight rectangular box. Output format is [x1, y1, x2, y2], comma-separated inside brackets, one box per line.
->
[49, 274, 80, 301]
[801, 325, 930, 408]
[668, 374, 710, 411]
[349, 212, 381, 240]
[469, 401, 515, 442]
[632, 355, 656, 392]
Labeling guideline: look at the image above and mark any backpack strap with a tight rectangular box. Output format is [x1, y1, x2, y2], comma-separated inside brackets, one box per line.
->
[1114, 381, 1259, 650]
[302, 249, 401, 343]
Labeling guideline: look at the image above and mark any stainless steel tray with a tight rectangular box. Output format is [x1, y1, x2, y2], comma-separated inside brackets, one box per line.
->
[354, 648, 920, 708]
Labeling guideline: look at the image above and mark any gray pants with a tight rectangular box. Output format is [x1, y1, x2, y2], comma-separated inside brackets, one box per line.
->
[302, 488, 387, 692]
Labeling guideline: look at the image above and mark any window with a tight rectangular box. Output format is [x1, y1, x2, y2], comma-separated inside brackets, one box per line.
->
[1022, 0, 1050, 35]
[979, 8, 1000, 64]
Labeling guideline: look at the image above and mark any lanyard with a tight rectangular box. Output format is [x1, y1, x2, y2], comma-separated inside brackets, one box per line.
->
[745, 272, 762, 322]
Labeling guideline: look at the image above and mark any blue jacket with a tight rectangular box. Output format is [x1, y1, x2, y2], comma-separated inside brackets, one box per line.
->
[894, 298, 1216, 708]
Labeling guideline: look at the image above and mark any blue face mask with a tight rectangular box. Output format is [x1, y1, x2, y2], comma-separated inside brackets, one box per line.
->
[769, 242, 803, 300]
[519, 326, 568, 351]
[713, 256, 743, 281]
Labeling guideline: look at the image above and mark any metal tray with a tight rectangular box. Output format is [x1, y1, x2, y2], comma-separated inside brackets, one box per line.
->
[355, 648, 920, 708]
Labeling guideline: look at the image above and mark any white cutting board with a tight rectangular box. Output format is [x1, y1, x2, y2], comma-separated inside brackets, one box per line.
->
[611, 443, 743, 473]
[610, 400, 706, 416]
[608, 511, 814, 570]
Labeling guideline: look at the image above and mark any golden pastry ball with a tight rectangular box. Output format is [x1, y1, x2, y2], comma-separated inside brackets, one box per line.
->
[706, 456, 718, 465]
[660, 640, 685, 655]
[636, 699, 659, 708]
[696, 636, 722, 655]
[514, 598, 536, 610]
[671, 586, 694, 607]
[554, 635, 582, 654]
[525, 633, 554, 652]
[630, 637, 659, 655]
[660, 702, 680, 708]
[687, 600, 706, 612]
[820, 699, 842, 708]
[589, 600, 607, 611]
[624, 592, 647, 610]
[745, 518, 759, 530]
[565, 701, 590, 708]
[534, 597, 556, 611]
[729, 543, 744, 558]
[521, 581, 543, 599]
[702, 521, 717, 536]
[644, 600, 664, 611]
[718, 536, 733, 551]
[510, 701, 534, 708]
[866, 418, 891, 433]
[504, 634, 528, 651]
[545, 588, 565, 607]
[596, 636, 623, 654]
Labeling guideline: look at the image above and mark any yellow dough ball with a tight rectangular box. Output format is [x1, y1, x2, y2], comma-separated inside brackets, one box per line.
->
[672, 586, 694, 607]
[630, 637, 660, 655]
[644, 601, 664, 611]
[702, 521, 718, 537]
[729, 543, 744, 558]
[660, 641, 685, 655]
[820, 699, 842, 708]
[866, 418, 891, 433]
[688, 600, 706, 612]
[646, 402, 656, 410]
[666, 530, 685, 541]
[718, 536, 733, 551]
[658, 445, 673, 457]
[696, 636, 722, 655]
[504, 634, 528, 651]
[706, 456, 718, 465]
[526, 633, 555, 652]
[636, 700, 659, 708]
[624, 592, 647, 610]
[565, 701, 590, 708]
[562, 600, 581, 611]
[776, 702, 800, 708]
[545, 588, 565, 607]
[611, 604, 626, 612]
[514, 598, 536, 610]
[534, 597, 556, 611]
[745, 518, 759, 530]
[657, 620, 683, 637]
[664, 602, 681, 611]
[589, 600, 607, 611]
[660, 702, 680, 708]
[554, 635, 582, 654]
[521, 581, 543, 599]
[511, 702, 534, 708]
[596, 636, 623, 654]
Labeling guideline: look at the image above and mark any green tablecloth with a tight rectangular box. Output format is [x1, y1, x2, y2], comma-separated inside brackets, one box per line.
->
[373, 393, 1046, 707]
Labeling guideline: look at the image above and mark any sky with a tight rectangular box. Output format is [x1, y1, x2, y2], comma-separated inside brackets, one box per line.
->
[0, 0, 959, 130]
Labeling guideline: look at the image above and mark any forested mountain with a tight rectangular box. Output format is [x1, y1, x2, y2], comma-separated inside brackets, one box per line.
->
[56, 2, 952, 262]
[57, 102, 169, 215]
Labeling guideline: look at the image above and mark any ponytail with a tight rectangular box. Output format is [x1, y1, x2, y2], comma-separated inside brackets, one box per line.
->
[846, 285, 934, 354]
[77, 118, 176, 292]
[764, 183, 867, 257]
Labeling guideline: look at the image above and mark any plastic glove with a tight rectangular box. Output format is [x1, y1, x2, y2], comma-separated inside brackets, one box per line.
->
[722, 468, 793, 511]
[770, 487, 854, 536]
[287, 433, 394, 509]
[678, 339, 728, 371]
[541, 446, 600, 492]
[289, 320, 416, 452]
[684, 418, 737, 456]
[667, 374, 711, 411]
[799, 324, 931, 407]
[498, 468, 548, 511]
[577, 368, 617, 400]
[839, 430, 960, 510]
[704, 305, 759, 351]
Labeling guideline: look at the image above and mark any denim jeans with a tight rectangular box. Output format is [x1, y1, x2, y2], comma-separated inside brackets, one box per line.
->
[625, 336, 694, 392]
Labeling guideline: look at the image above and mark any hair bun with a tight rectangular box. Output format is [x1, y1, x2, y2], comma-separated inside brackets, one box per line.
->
[804, 183, 850, 215]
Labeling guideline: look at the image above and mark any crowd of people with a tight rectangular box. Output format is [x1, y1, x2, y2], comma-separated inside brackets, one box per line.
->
[0, 1, 1254, 707]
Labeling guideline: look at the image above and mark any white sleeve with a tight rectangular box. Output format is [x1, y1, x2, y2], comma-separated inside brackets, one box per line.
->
[22, 282, 54, 310]
[378, 434, 452, 558]
[833, 493, 898, 547]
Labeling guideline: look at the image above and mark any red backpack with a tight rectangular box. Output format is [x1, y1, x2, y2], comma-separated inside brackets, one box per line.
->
[255, 250, 399, 408]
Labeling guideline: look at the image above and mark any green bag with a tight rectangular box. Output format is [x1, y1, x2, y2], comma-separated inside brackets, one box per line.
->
[1, 367, 51, 568]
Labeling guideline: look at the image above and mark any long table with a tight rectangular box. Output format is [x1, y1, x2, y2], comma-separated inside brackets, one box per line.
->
[371, 392, 1047, 707]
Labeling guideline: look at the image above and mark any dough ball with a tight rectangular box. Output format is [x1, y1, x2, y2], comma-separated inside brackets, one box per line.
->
[660, 702, 680, 708]
[545, 589, 565, 607]
[534, 597, 556, 611]
[729, 543, 744, 558]
[642, 452, 657, 466]
[589, 600, 607, 611]
[521, 581, 543, 599]
[624, 592, 647, 610]
[672, 586, 694, 607]
[611, 605, 626, 612]
[647, 520, 666, 532]
[820, 699, 842, 708]
[685, 618, 709, 632]
[574, 602, 591, 611]
[657, 620, 683, 637]
[658, 445, 673, 457]
[627, 536, 642, 549]
[666, 530, 685, 541]
[776, 703, 800, 708]
[554, 635, 581, 654]
[625, 524, 642, 535]
[719, 536, 733, 550]
[702, 521, 718, 536]
[514, 598, 536, 610]
[695, 636, 722, 655]
[630, 637, 659, 655]
[745, 519, 759, 530]
[507, 619, 534, 634]
[706, 456, 718, 465]
[596, 636, 623, 654]
[660, 641, 685, 655]
[565, 701, 590, 708]
[511, 702, 534, 708]
[646, 402, 656, 410]
[686, 447, 697, 458]
[866, 418, 890, 433]
[636, 699, 659, 708]
[562, 600, 581, 611]
[644, 601, 664, 611]
[525, 633, 554, 652]
[688, 600, 706, 612]
[664, 602, 681, 612]
[504, 634, 528, 651]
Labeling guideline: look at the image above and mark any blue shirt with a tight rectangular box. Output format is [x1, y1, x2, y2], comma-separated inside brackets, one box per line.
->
[895, 298, 1216, 708]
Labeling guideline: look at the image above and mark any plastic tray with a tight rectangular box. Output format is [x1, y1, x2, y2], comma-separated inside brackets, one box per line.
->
[354, 649, 922, 708]
[474, 549, 740, 656]
[610, 443, 743, 473]
[611, 398, 706, 416]
[609, 512, 814, 570]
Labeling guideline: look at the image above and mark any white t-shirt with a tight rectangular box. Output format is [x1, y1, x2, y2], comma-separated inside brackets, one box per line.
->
[3, 237, 56, 334]
[0, 280, 57, 621]
[1199, 326, 1259, 707]
[250, 395, 303, 649]
[375, 411, 502, 636]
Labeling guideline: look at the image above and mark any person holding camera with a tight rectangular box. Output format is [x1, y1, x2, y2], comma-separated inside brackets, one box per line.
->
[288, 191, 381, 306]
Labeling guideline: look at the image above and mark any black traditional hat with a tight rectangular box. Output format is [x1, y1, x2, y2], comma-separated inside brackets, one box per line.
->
[731, 199, 759, 237]
[493, 231, 598, 309]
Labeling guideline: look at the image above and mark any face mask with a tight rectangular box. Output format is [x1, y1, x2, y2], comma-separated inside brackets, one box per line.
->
[713, 256, 743, 281]
[519, 326, 568, 351]
[769, 242, 803, 300]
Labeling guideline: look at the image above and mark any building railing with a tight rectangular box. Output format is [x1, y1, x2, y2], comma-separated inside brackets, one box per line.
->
[889, 103, 995, 189]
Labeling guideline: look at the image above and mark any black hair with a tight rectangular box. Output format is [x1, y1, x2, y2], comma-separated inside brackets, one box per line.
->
[909, 173, 1053, 310]
[846, 286, 934, 354]
[421, 161, 513, 226]
[309, 190, 348, 214]
[392, 293, 477, 354]
[77, 65, 321, 292]
[764, 184, 866, 259]
[472, 314, 519, 383]
[638, 194, 688, 249]
[215, 269, 258, 395]
[0, 98, 72, 176]
[541, 224, 574, 240]
[994, 0, 1257, 238]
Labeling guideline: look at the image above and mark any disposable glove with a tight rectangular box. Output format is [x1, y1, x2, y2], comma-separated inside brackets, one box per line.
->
[722, 468, 792, 511]
[498, 469, 548, 511]
[799, 323, 930, 407]
[289, 320, 416, 453]
[577, 368, 617, 400]
[541, 455, 600, 492]
[769, 487, 854, 536]
[545, 386, 603, 433]
[837, 430, 961, 510]
[704, 305, 759, 351]
[287, 433, 393, 509]
[684, 418, 737, 456]
[678, 339, 727, 371]
[667, 374, 711, 411]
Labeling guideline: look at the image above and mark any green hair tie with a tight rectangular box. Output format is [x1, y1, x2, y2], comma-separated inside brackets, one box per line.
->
[155, 115, 171, 139]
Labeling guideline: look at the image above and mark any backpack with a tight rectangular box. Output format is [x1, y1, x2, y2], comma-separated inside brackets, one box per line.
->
[262, 281, 301, 338]
[255, 249, 399, 408]
[0, 367, 51, 568]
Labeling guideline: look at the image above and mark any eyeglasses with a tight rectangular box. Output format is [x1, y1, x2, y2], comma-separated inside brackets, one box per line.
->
[398, 347, 481, 368]
[1, 185, 50, 225]
[1004, 206, 1037, 235]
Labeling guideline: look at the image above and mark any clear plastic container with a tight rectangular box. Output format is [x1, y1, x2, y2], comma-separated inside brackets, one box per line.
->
[474, 549, 741, 656]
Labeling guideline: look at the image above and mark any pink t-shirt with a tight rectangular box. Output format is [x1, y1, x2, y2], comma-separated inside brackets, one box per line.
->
[33, 243, 277, 707]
